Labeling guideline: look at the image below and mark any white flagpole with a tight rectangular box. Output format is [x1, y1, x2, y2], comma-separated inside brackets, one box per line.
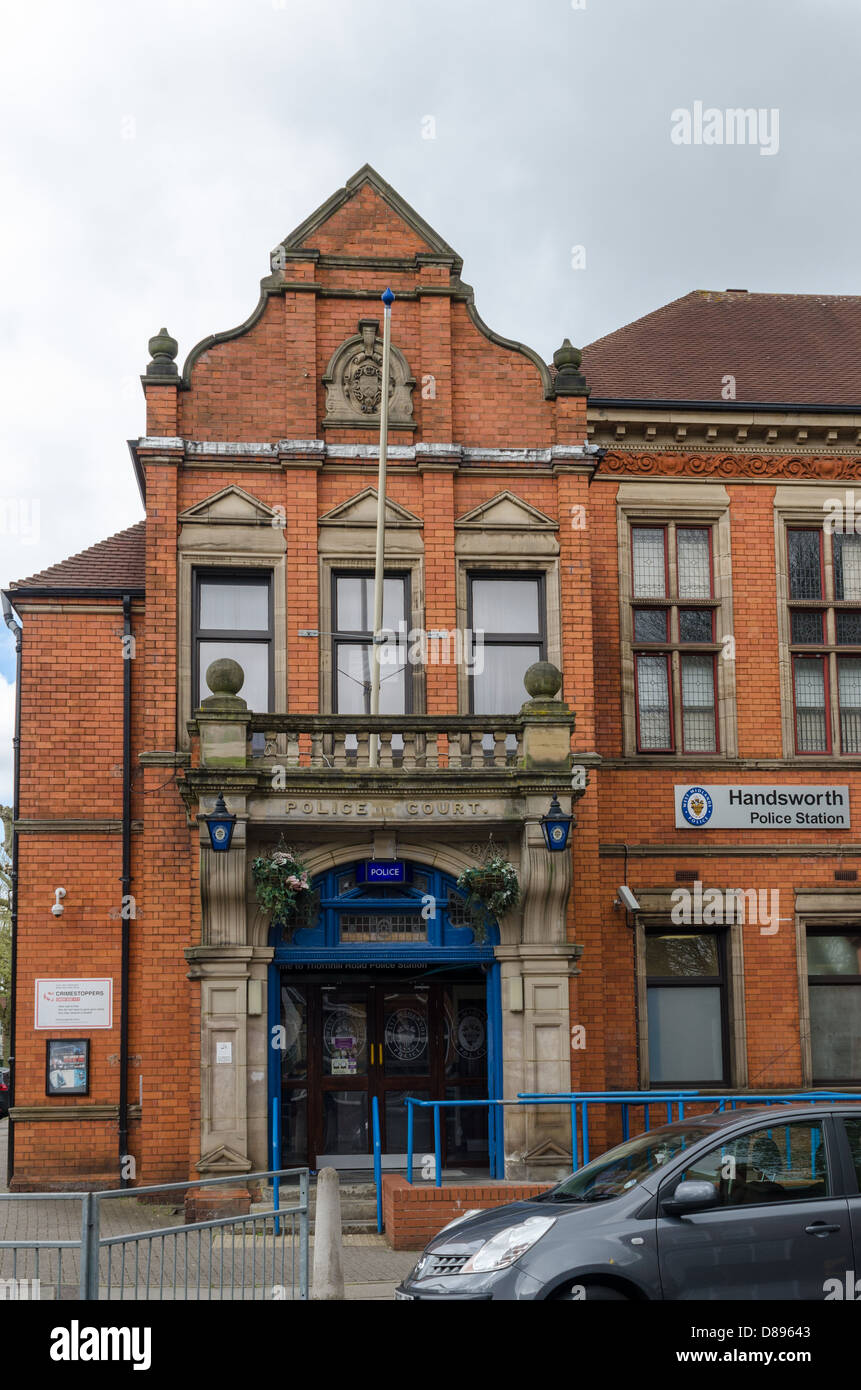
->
[369, 287, 394, 768]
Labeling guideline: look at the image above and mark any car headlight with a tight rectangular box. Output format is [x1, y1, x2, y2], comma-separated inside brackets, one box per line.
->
[461, 1216, 556, 1274]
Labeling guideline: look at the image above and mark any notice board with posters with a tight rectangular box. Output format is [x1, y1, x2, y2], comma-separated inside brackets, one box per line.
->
[35, 979, 113, 1030]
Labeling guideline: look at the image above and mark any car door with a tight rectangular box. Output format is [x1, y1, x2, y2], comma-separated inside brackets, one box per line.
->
[837, 1112, 861, 1297]
[657, 1116, 853, 1299]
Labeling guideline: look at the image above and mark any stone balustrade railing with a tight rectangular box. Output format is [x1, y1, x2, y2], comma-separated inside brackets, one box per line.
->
[246, 715, 524, 771]
[191, 657, 576, 774]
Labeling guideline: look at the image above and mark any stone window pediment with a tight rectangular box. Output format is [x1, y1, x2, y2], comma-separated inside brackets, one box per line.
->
[455, 491, 558, 533]
[318, 487, 423, 530]
[455, 492, 560, 564]
[178, 485, 281, 528]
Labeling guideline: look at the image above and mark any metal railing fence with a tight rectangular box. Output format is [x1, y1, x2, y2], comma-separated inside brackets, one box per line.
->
[401, 1090, 861, 1188]
[0, 1166, 310, 1301]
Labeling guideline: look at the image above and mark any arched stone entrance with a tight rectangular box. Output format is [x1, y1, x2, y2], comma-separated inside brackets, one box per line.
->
[268, 860, 501, 1171]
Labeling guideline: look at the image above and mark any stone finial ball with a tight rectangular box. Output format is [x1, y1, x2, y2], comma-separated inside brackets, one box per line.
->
[553, 337, 582, 371]
[206, 657, 245, 698]
[524, 661, 563, 700]
[147, 326, 178, 361]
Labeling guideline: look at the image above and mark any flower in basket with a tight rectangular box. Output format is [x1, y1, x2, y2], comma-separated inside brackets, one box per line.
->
[251, 844, 318, 938]
[456, 854, 520, 943]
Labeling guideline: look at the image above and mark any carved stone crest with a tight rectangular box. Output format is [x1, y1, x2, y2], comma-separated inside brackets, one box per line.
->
[322, 319, 416, 429]
[346, 325, 390, 413]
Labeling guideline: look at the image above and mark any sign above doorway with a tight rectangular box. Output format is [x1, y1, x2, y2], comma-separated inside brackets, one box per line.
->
[356, 860, 406, 885]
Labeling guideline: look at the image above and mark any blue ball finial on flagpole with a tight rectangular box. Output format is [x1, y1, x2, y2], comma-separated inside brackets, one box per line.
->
[382, 287, 395, 306]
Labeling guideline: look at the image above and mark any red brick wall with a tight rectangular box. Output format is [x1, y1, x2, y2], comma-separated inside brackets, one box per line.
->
[570, 471, 861, 1111]
[382, 1175, 553, 1251]
[12, 600, 146, 1185]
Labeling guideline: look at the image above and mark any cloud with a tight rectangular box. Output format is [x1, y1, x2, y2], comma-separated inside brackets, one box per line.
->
[1, 0, 861, 591]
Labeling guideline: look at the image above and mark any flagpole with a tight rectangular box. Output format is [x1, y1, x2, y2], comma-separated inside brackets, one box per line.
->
[369, 287, 394, 768]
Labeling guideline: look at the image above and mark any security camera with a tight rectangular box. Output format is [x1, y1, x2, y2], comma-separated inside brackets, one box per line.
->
[616, 885, 640, 913]
[51, 887, 66, 917]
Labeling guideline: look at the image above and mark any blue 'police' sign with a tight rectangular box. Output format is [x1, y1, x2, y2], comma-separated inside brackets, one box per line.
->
[356, 861, 406, 885]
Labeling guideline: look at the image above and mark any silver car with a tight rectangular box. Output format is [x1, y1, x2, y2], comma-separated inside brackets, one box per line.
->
[396, 1103, 861, 1300]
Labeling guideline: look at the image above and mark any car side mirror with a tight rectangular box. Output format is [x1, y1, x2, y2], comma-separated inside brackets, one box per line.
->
[662, 1179, 720, 1217]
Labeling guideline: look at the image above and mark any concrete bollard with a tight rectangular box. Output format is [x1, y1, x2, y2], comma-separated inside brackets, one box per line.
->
[312, 1167, 345, 1300]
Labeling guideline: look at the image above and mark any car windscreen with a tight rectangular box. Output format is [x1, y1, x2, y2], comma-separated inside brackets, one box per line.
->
[538, 1125, 713, 1201]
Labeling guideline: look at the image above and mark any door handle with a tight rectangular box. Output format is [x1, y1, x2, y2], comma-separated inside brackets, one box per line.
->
[804, 1222, 841, 1236]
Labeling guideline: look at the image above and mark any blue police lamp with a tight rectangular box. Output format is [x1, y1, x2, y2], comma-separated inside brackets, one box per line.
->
[541, 795, 573, 852]
[205, 792, 237, 853]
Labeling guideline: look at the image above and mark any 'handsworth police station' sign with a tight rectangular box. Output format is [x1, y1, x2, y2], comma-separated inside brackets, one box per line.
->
[676, 784, 850, 830]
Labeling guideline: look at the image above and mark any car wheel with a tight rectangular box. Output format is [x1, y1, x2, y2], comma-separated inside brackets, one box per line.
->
[553, 1283, 629, 1301]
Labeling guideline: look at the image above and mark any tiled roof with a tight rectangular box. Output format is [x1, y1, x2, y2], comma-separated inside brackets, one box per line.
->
[580, 291, 861, 405]
[9, 521, 146, 593]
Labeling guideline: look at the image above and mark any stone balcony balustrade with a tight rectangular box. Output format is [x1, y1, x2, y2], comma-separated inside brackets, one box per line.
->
[187, 657, 581, 784]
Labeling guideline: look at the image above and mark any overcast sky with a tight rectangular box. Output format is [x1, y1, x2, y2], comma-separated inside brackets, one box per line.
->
[1, 0, 859, 801]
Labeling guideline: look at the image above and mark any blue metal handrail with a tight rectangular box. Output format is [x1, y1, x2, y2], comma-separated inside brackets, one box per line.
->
[272, 1100, 281, 1235]
[401, 1089, 861, 1188]
[372, 1095, 383, 1233]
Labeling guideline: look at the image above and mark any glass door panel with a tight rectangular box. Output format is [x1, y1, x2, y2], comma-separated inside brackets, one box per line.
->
[321, 987, 369, 1078]
[444, 1087, 489, 1163]
[280, 983, 309, 1166]
[382, 988, 430, 1076]
[385, 1090, 432, 1153]
[281, 983, 308, 1079]
[323, 1092, 369, 1155]
[282, 1093, 309, 1167]
[443, 984, 488, 1080]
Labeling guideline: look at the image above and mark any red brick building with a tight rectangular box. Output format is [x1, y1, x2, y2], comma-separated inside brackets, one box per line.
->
[4, 167, 861, 1193]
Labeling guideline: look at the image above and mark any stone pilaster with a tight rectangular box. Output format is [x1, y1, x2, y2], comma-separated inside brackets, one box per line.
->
[185, 946, 255, 1177]
[495, 942, 583, 1180]
[188, 659, 256, 1178]
[497, 661, 583, 1178]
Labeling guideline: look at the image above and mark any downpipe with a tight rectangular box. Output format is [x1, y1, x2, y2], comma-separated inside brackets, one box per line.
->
[118, 594, 132, 1185]
[1, 593, 21, 1183]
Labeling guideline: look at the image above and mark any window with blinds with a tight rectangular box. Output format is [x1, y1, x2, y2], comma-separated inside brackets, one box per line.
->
[787, 527, 861, 754]
[630, 524, 719, 754]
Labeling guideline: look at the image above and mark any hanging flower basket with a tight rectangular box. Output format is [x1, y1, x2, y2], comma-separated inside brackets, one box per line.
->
[251, 843, 318, 940]
[456, 854, 520, 943]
